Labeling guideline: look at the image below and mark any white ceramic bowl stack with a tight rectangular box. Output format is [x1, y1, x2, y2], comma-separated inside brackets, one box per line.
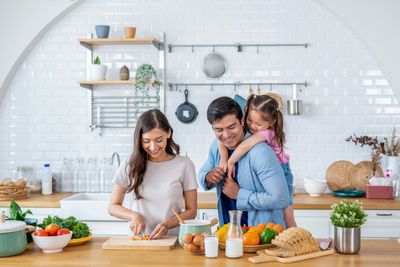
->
[304, 178, 327, 196]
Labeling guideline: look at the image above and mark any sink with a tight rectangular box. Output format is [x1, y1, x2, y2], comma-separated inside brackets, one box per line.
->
[60, 193, 132, 221]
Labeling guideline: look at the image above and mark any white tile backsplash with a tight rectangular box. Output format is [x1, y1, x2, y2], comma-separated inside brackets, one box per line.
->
[0, 0, 399, 189]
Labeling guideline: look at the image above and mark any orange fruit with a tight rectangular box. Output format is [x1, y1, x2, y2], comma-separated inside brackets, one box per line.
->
[242, 231, 260, 245]
[248, 226, 262, 235]
[272, 224, 284, 233]
[257, 223, 266, 231]
[265, 222, 275, 229]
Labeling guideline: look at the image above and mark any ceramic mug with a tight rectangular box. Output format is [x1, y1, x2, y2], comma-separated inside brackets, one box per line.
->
[124, 27, 136, 39]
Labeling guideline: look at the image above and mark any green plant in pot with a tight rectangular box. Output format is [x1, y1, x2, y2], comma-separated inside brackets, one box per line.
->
[330, 200, 367, 254]
[135, 64, 160, 95]
[90, 56, 108, 81]
[9, 200, 37, 243]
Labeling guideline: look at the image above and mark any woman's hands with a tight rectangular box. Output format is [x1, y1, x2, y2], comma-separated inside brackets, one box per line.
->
[129, 213, 146, 235]
[150, 221, 168, 239]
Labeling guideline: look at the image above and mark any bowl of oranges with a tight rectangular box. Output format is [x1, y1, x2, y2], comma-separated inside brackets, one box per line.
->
[32, 223, 72, 253]
[217, 222, 283, 253]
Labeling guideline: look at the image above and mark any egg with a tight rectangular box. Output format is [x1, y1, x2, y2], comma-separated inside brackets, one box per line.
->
[193, 235, 204, 246]
[187, 243, 199, 253]
[183, 233, 193, 244]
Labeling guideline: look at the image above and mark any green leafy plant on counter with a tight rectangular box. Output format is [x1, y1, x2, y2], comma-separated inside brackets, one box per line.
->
[9, 200, 32, 221]
[330, 200, 367, 228]
[38, 215, 90, 239]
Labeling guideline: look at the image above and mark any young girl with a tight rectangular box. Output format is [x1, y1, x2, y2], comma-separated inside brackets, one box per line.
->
[218, 94, 297, 228]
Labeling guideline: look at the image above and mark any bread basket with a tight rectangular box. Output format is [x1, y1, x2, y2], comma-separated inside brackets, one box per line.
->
[0, 179, 30, 200]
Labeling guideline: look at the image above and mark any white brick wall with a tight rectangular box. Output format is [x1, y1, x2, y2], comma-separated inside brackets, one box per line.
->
[0, 0, 399, 190]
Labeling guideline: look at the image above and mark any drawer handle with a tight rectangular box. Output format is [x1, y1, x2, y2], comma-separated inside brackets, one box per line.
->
[376, 213, 393, 216]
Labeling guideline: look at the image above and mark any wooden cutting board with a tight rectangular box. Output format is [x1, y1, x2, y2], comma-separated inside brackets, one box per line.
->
[102, 235, 178, 250]
[248, 248, 334, 264]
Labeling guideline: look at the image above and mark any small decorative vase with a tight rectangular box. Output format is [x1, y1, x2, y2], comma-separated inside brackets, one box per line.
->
[120, 65, 130, 80]
[384, 155, 400, 178]
[95, 25, 110, 38]
[124, 27, 136, 39]
[334, 226, 361, 254]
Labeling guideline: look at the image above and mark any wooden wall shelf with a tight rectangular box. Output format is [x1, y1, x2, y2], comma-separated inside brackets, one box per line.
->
[79, 38, 163, 50]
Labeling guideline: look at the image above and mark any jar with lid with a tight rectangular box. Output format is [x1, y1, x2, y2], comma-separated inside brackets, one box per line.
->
[29, 180, 42, 194]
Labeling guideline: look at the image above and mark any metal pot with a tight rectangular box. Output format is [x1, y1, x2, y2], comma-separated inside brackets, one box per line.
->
[0, 220, 27, 257]
[178, 218, 218, 246]
[334, 226, 361, 254]
[175, 89, 198, 124]
[202, 52, 227, 79]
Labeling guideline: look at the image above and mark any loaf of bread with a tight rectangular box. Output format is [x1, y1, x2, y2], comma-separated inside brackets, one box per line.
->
[266, 227, 319, 257]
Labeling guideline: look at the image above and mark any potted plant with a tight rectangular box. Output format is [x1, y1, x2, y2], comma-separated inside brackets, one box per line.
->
[134, 64, 160, 95]
[346, 127, 400, 178]
[330, 200, 367, 254]
[9, 200, 37, 243]
[90, 56, 107, 81]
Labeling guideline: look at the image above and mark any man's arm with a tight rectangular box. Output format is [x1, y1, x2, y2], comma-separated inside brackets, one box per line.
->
[198, 140, 220, 190]
[236, 144, 290, 210]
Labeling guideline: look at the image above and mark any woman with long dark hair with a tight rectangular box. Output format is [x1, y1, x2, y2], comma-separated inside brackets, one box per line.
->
[108, 109, 197, 239]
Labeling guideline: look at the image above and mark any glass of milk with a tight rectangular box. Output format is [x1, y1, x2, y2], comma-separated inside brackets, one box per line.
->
[204, 234, 219, 258]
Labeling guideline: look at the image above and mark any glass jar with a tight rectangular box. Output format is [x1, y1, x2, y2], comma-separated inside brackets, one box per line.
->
[225, 210, 243, 258]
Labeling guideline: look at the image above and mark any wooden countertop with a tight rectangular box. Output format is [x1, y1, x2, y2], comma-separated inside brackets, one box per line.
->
[0, 193, 73, 208]
[0, 192, 399, 210]
[198, 192, 400, 209]
[0, 237, 399, 267]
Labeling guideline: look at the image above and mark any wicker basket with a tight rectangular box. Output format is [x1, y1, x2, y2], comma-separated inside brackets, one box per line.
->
[0, 184, 30, 200]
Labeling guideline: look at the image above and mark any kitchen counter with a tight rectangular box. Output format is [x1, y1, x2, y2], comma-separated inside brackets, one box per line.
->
[0, 192, 399, 210]
[198, 192, 400, 210]
[0, 193, 73, 208]
[1, 238, 399, 267]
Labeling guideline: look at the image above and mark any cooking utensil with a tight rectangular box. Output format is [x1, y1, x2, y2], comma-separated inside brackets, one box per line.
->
[175, 89, 198, 124]
[178, 218, 218, 246]
[0, 214, 27, 257]
[102, 235, 178, 250]
[287, 84, 303, 115]
[202, 52, 227, 79]
[171, 208, 185, 224]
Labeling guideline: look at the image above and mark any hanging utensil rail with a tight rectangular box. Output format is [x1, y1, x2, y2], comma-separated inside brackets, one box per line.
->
[168, 42, 308, 52]
[168, 81, 309, 91]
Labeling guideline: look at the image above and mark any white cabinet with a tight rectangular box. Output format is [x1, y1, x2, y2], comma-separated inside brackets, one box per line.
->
[362, 210, 400, 239]
[295, 209, 400, 239]
[294, 210, 332, 238]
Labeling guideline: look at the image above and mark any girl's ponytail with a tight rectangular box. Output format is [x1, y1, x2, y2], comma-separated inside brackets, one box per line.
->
[274, 108, 286, 154]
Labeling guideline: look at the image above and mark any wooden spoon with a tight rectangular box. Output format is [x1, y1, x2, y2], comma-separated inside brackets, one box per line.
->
[172, 208, 185, 224]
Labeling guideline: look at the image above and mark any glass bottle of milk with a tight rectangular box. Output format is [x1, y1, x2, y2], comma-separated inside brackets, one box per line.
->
[42, 163, 53, 195]
[225, 210, 243, 258]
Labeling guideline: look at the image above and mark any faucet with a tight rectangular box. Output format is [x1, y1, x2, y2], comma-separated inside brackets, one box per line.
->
[111, 152, 121, 167]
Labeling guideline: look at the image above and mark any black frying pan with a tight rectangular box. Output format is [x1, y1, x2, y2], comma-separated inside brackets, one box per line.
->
[175, 89, 198, 124]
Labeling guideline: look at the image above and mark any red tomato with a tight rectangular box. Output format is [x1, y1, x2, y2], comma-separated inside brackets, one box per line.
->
[45, 223, 60, 236]
[56, 228, 70, 236]
[34, 230, 49, 236]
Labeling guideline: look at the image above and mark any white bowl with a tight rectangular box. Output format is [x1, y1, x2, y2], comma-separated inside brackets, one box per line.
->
[304, 182, 327, 196]
[32, 232, 72, 253]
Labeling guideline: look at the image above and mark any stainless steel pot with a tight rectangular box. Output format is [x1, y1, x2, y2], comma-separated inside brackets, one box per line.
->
[334, 226, 361, 254]
[0, 219, 27, 257]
